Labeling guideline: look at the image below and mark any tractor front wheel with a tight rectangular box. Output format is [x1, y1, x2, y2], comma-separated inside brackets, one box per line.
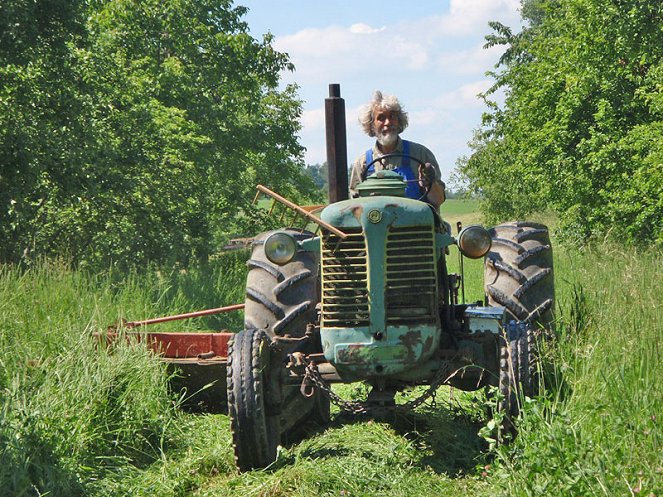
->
[227, 328, 281, 471]
[497, 321, 537, 437]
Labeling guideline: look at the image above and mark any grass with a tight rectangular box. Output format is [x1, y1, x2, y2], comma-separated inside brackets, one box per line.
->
[1, 219, 661, 496]
[440, 198, 482, 225]
[493, 245, 662, 496]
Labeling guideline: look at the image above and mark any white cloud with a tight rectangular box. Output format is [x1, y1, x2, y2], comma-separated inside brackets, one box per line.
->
[275, 23, 431, 82]
[409, 109, 440, 127]
[274, 0, 520, 88]
[301, 107, 325, 131]
[437, 43, 505, 75]
[391, 35, 430, 69]
[349, 23, 385, 35]
[432, 80, 492, 110]
[440, 0, 521, 36]
[270, 1, 521, 168]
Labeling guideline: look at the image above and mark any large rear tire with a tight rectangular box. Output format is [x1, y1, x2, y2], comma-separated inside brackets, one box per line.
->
[243, 229, 330, 441]
[244, 229, 319, 338]
[227, 329, 280, 471]
[484, 221, 554, 331]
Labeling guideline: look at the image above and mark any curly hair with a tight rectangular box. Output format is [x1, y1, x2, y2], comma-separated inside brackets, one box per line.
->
[358, 90, 409, 137]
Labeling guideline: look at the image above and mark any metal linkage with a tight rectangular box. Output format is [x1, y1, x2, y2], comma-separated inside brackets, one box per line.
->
[301, 361, 457, 417]
[254, 184, 349, 240]
[115, 303, 245, 329]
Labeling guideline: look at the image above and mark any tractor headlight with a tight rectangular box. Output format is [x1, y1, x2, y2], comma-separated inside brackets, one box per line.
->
[457, 225, 492, 259]
[264, 232, 298, 265]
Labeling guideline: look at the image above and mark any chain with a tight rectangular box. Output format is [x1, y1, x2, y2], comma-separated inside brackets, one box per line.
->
[301, 361, 456, 416]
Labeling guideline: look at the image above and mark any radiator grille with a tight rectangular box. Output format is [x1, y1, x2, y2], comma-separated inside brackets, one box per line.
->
[321, 224, 437, 328]
[321, 227, 369, 327]
[385, 226, 437, 325]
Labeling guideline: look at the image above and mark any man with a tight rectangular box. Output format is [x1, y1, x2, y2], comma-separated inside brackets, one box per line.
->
[349, 90, 446, 208]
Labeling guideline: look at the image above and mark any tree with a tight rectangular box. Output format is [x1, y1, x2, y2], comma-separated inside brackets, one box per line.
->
[0, 0, 91, 262]
[459, 0, 662, 245]
[0, 0, 316, 268]
[304, 162, 329, 196]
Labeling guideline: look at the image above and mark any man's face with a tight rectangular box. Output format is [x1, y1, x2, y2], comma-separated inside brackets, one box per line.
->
[373, 108, 399, 148]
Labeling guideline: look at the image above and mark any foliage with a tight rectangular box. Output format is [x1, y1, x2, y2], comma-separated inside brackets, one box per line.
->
[458, 0, 663, 246]
[0, 254, 247, 496]
[0, 0, 317, 269]
[304, 162, 329, 199]
[486, 243, 661, 496]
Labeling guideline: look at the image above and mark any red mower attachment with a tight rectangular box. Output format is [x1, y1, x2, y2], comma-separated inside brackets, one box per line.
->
[96, 304, 243, 412]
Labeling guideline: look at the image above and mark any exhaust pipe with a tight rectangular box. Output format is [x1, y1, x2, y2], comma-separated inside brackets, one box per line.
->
[325, 83, 349, 203]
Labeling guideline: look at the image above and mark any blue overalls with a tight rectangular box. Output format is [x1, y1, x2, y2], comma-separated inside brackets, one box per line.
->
[365, 140, 423, 200]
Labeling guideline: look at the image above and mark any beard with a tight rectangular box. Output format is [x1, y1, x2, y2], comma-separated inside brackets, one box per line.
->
[376, 127, 398, 149]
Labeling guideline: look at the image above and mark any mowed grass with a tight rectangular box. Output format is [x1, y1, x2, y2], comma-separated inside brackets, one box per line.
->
[1, 212, 661, 496]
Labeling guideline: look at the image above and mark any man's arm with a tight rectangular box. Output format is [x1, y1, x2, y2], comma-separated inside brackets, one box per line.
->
[348, 154, 366, 198]
[419, 147, 446, 208]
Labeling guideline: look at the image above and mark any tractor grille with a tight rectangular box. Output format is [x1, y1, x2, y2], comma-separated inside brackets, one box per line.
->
[385, 226, 437, 325]
[321, 227, 369, 327]
[321, 225, 437, 328]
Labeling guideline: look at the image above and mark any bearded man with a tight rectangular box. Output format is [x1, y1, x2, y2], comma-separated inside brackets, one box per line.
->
[349, 90, 446, 208]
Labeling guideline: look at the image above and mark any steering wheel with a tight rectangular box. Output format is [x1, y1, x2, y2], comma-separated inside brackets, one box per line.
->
[364, 153, 426, 173]
[362, 153, 432, 201]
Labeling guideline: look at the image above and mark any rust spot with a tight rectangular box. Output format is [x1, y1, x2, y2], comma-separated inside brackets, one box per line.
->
[398, 330, 422, 363]
[351, 206, 363, 221]
[337, 344, 374, 365]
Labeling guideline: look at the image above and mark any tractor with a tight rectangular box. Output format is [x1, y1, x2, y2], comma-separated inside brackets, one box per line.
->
[101, 85, 554, 472]
[226, 86, 555, 471]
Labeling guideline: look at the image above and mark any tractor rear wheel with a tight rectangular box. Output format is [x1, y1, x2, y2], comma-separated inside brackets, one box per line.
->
[244, 229, 319, 338]
[497, 321, 538, 437]
[243, 229, 330, 439]
[484, 221, 555, 331]
[227, 328, 281, 471]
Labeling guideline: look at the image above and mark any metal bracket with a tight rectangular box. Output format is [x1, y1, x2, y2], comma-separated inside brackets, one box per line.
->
[254, 185, 349, 240]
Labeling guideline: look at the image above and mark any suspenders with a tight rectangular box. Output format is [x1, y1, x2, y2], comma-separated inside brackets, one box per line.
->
[363, 140, 422, 199]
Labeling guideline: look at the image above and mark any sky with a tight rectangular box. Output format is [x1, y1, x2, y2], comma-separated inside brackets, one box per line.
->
[236, 0, 524, 182]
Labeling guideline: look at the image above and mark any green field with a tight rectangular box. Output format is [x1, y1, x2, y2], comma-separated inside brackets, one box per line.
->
[440, 198, 482, 220]
[1, 213, 661, 496]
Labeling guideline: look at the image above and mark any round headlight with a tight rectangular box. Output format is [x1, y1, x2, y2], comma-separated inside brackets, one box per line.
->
[264, 232, 298, 265]
[457, 225, 492, 259]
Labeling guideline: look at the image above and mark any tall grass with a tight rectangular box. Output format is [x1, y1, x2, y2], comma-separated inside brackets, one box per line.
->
[1, 242, 660, 496]
[488, 244, 662, 496]
[0, 253, 247, 496]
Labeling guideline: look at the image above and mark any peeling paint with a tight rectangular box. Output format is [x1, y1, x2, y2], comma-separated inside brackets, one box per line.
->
[397, 330, 422, 363]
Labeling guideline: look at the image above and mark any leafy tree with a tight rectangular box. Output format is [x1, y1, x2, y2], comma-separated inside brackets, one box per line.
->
[0, 0, 90, 262]
[304, 162, 329, 197]
[1, 0, 316, 268]
[459, 0, 662, 245]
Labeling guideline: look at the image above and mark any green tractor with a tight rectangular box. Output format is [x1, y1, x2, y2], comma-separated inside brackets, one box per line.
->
[227, 165, 554, 471]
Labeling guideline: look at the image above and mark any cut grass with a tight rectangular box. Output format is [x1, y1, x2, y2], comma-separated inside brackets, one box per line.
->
[1, 231, 660, 496]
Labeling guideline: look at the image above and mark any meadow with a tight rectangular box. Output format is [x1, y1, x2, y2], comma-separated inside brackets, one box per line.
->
[0, 201, 660, 496]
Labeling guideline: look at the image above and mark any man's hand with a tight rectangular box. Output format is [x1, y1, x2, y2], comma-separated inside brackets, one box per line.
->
[418, 162, 436, 189]
[418, 162, 446, 208]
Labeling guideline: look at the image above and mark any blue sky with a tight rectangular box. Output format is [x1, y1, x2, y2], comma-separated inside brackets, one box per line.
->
[236, 0, 523, 181]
